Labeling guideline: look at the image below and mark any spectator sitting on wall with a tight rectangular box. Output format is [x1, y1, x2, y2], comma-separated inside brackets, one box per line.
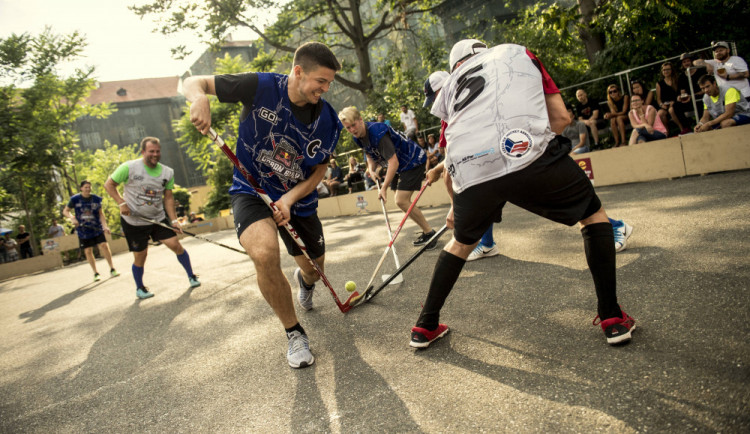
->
[676, 52, 707, 123]
[575, 88, 605, 148]
[628, 93, 668, 143]
[630, 80, 655, 108]
[694, 74, 750, 132]
[656, 61, 688, 134]
[322, 159, 343, 196]
[563, 104, 590, 154]
[604, 84, 630, 147]
[343, 156, 364, 194]
[694, 41, 750, 102]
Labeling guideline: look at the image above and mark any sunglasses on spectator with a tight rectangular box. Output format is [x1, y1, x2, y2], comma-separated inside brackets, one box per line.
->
[609, 89, 619, 94]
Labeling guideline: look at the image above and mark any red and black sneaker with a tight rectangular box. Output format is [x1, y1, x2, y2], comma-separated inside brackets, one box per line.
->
[593, 310, 636, 345]
[410, 324, 450, 348]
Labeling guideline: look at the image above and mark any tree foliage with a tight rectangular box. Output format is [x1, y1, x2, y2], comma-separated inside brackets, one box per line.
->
[131, 0, 444, 98]
[0, 28, 113, 252]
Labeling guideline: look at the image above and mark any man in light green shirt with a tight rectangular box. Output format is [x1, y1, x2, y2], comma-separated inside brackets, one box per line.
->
[104, 136, 200, 299]
[695, 74, 750, 133]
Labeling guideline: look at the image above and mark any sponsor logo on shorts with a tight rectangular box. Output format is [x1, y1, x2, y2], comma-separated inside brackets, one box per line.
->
[500, 129, 534, 158]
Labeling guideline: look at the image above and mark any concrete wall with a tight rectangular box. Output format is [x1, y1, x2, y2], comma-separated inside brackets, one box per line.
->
[3, 125, 749, 282]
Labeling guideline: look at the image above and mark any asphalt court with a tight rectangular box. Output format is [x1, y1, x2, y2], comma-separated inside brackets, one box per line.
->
[1, 170, 748, 432]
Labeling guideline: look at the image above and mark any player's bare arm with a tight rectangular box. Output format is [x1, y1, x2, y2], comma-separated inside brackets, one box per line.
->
[62, 206, 78, 227]
[163, 189, 183, 233]
[103, 178, 130, 216]
[98, 208, 110, 234]
[183, 75, 217, 135]
[545, 93, 569, 135]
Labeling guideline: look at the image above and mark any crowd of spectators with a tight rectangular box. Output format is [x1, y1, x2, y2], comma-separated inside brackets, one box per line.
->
[568, 41, 750, 154]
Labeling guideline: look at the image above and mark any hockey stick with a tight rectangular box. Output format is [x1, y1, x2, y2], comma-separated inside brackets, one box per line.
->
[376, 180, 404, 285]
[206, 128, 354, 313]
[364, 224, 448, 303]
[348, 181, 430, 306]
[132, 215, 247, 255]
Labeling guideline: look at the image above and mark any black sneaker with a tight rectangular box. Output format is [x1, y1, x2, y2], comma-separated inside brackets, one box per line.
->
[413, 230, 436, 247]
[425, 237, 438, 250]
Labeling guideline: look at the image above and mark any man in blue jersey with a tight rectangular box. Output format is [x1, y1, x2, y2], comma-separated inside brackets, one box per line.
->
[183, 42, 342, 369]
[338, 106, 437, 250]
[62, 180, 120, 281]
[104, 137, 200, 299]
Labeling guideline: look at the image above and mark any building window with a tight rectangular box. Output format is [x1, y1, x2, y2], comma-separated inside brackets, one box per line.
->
[127, 125, 148, 144]
[80, 132, 101, 148]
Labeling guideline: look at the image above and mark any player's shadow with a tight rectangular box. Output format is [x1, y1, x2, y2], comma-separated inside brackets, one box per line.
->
[44, 289, 194, 404]
[18, 280, 105, 323]
[290, 316, 421, 432]
[415, 333, 723, 432]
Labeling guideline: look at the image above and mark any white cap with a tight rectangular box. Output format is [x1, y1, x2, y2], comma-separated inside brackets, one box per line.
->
[423, 71, 450, 108]
[449, 39, 488, 72]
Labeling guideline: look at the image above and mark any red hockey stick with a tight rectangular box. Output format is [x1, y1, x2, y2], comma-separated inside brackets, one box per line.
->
[207, 128, 356, 313]
[348, 180, 430, 306]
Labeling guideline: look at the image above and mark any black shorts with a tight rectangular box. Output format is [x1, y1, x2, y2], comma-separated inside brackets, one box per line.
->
[231, 193, 325, 260]
[395, 162, 426, 191]
[452, 136, 602, 245]
[121, 217, 177, 252]
[79, 233, 107, 249]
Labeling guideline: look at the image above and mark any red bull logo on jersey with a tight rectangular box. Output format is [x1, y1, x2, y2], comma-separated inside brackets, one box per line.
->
[500, 129, 534, 158]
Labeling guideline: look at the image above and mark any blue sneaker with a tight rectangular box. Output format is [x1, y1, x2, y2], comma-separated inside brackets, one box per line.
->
[188, 275, 201, 288]
[136, 287, 154, 299]
[294, 268, 314, 311]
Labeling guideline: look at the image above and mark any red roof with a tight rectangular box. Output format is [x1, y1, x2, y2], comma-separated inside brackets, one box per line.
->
[86, 76, 180, 104]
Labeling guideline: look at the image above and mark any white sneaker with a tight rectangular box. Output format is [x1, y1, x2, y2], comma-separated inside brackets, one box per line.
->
[294, 268, 314, 311]
[614, 222, 634, 252]
[286, 330, 314, 368]
[467, 243, 500, 262]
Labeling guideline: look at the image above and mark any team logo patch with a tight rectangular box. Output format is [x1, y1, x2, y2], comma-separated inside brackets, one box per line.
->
[257, 107, 279, 125]
[257, 136, 304, 185]
[500, 129, 534, 158]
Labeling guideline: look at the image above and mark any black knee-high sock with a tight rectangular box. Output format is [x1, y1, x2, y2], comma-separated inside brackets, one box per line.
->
[581, 222, 621, 320]
[416, 250, 466, 330]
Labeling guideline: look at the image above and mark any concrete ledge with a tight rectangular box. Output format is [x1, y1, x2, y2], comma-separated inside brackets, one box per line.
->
[681, 125, 750, 175]
[572, 136, 687, 186]
[0, 253, 62, 281]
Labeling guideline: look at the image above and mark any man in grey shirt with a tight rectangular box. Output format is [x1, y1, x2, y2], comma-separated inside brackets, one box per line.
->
[563, 105, 590, 154]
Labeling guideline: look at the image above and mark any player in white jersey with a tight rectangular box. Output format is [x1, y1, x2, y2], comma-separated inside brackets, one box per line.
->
[410, 40, 636, 349]
[104, 137, 200, 299]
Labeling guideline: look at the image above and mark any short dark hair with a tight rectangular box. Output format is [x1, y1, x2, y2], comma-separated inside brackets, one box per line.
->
[80, 180, 91, 188]
[293, 42, 341, 72]
[140, 136, 160, 152]
[698, 74, 716, 86]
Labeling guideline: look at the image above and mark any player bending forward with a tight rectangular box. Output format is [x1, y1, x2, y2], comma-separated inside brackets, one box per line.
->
[410, 40, 637, 349]
[183, 42, 342, 369]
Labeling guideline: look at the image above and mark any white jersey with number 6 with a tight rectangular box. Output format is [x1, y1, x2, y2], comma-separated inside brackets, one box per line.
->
[432, 43, 558, 194]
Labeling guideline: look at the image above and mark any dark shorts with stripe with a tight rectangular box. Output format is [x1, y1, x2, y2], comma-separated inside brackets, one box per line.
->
[79, 233, 107, 249]
[121, 217, 177, 252]
[452, 136, 602, 245]
[231, 193, 325, 260]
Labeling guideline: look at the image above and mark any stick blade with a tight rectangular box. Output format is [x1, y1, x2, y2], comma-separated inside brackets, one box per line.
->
[382, 274, 404, 285]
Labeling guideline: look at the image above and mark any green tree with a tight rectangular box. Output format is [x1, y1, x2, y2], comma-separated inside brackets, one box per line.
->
[131, 0, 445, 98]
[0, 28, 113, 253]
